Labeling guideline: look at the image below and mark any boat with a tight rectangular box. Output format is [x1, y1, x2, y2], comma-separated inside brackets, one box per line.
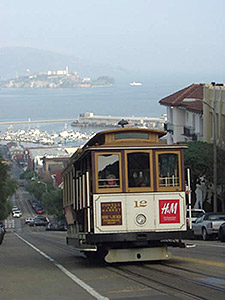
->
[129, 82, 142, 86]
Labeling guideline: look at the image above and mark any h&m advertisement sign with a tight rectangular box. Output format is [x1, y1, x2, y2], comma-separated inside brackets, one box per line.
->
[159, 199, 180, 224]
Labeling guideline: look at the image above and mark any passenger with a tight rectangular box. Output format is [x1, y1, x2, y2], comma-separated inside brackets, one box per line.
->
[139, 181, 147, 187]
[106, 174, 117, 187]
[135, 178, 147, 187]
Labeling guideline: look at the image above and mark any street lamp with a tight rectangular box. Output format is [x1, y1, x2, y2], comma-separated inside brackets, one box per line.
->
[202, 100, 217, 212]
[37, 181, 48, 193]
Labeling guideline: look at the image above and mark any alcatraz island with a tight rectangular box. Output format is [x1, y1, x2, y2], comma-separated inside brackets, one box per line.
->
[0, 66, 114, 89]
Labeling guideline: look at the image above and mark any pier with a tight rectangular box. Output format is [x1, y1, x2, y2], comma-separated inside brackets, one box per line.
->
[72, 112, 166, 129]
[0, 112, 166, 129]
[0, 119, 75, 126]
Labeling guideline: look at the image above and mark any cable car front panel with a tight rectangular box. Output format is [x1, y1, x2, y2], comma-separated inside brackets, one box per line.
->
[93, 192, 186, 234]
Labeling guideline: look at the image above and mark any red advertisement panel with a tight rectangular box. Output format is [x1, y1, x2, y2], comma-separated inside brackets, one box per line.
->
[159, 199, 180, 224]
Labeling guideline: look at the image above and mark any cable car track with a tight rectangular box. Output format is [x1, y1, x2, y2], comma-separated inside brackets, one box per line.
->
[17, 231, 225, 299]
[142, 263, 225, 293]
[108, 263, 225, 300]
[158, 261, 225, 289]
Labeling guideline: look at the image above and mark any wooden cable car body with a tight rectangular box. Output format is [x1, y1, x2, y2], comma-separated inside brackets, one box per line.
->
[62, 128, 187, 263]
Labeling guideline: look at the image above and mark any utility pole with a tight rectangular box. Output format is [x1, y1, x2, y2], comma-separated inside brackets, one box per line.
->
[212, 100, 217, 212]
[203, 84, 217, 212]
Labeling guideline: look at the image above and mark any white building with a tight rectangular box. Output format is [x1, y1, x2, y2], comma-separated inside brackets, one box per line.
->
[159, 83, 225, 147]
[47, 66, 69, 76]
[203, 83, 225, 148]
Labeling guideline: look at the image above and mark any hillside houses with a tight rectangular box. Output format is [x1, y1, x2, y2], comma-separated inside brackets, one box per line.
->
[6, 143, 77, 187]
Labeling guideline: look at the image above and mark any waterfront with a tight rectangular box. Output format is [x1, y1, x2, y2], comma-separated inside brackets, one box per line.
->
[0, 80, 175, 145]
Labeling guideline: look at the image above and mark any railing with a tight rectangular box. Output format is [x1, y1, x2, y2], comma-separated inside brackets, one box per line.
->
[159, 175, 179, 187]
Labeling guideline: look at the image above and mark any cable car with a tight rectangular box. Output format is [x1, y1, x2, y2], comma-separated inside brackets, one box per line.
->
[62, 127, 187, 263]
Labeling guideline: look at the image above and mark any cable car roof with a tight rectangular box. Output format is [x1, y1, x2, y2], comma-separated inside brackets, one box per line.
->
[83, 127, 167, 147]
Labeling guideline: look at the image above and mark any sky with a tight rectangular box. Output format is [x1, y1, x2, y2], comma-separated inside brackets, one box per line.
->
[1, 0, 225, 79]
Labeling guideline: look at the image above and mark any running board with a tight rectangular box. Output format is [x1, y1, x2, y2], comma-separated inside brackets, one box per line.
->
[104, 247, 171, 263]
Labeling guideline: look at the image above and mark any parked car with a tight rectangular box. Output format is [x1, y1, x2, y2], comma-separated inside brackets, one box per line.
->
[29, 216, 49, 226]
[29, 200, 44, 214]
[218, 222, 225, 242]
[34, 206, 44, 214]
[25, 217, 34, 224]
[12, 210, 22, 218]
[192, 212, 225, 240]
[12, 206, 19, 212]
[186, 208, 205, 228]
[0, 227, 4, 245]
[0, 221, 6, 234]
[46, 220, 67, 231]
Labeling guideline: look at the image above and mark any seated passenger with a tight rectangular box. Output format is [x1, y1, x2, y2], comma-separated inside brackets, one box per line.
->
[135, 178, 147, 187]
[106, 174, 117, 187]
[138, 181, 147, 187]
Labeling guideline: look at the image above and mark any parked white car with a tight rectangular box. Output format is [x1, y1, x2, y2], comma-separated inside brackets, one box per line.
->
[186, 208, 205, 228]
[192, 212, 225, 240]
[25, 217, 34, 224]
[12, 206, 19, 212]
[13, 210, 22, 218]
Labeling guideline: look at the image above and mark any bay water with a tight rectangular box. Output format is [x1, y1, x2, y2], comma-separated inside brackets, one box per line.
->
[0, 80, 179, 145]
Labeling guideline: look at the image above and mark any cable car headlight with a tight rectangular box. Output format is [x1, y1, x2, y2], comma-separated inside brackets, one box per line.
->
[136, 214, 147, 225]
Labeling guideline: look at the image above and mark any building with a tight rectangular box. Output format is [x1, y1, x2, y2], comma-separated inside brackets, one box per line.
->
[76, 112, 166, 130]
[47, 66, 69, 76]
[203, 83, 225, 148]
[7, 144, 24, 164]
[42, 156, 69, 182]
[159, 83, 225, 146]
[25, 147, 77, 176]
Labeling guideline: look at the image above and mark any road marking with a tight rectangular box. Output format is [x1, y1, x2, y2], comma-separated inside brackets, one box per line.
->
[173, 256, 225, 268]
[15, 233, 109, 300]
[191, 242, 225, 249]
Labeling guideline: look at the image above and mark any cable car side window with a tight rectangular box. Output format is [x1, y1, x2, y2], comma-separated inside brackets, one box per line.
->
[96, 152, 122, 192]
[156, 151, 182, 191]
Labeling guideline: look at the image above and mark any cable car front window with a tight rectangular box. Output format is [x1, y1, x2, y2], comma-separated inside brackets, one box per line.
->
[97, 154, 120, 188]
[158, 153, 179, 187]
[127, 152, 150, 188]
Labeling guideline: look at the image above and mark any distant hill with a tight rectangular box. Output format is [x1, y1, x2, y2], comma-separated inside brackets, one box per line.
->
[0, 47, 127, 80]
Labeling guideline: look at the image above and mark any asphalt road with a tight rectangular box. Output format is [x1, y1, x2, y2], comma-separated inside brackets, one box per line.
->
[1, 151, 225, 300]
[1, 217, 225, 300]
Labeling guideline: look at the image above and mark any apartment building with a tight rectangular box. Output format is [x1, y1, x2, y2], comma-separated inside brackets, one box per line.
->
[159, 83, 225, 147]
[203, 83, 225, 148]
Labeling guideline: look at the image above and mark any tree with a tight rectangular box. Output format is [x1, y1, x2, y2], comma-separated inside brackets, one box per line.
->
[41, 189, 63, 219]
[26, 179, 63, 219]
[217, 147, 225, 211]
[26, 181, 44, 201]
[184, 141, 213, 181]
[183, 141, 225, 210]
[20, 170, 39, 181]
[0, 154, 18, 219]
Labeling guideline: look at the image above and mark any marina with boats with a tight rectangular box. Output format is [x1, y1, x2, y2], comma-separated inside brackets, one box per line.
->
[0, 127, 92, 146]
[0, 112, 167, 146]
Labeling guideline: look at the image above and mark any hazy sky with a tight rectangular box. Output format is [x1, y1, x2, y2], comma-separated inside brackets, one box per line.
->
[1, 0, 225, 77]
